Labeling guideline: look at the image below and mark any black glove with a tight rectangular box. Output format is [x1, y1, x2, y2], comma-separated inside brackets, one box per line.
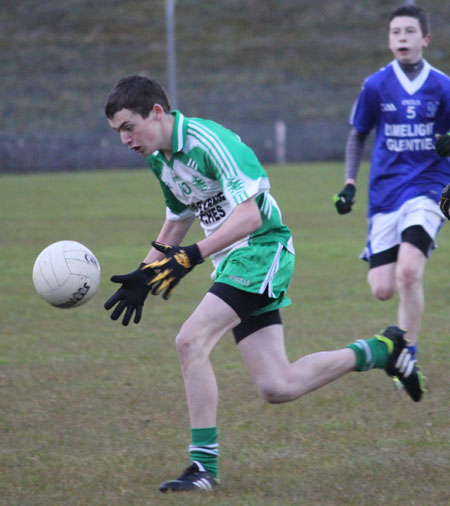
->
[333, 183, 356, 214]
[104, 263, 157, 326]
[440, 183, 450, 220]
[436, 133, 450, 157]
[144, 241, 204, 300]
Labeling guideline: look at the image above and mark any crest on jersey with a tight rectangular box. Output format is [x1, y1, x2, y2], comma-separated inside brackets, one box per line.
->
[226, 178, 244, 194]
[426, 100, 439, 119]
[192, 176, 208, 191]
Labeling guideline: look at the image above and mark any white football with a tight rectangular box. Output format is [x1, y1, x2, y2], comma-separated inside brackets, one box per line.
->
[32, 240, 101, 308]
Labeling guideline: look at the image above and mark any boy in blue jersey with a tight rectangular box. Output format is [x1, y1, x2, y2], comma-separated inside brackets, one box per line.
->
[104, 74, 424, 492]
[334, 5, 450, 372]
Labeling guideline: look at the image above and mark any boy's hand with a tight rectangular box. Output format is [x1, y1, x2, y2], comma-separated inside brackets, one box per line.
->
[333, 183, 356, 214]
[435, 133, 450, 157]
[439, 183, 450, 220]
[144, 242, 204, 300]
[104, 263, 157, 326]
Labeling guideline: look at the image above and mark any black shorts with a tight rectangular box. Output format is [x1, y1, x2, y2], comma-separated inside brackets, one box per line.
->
[369, 225, 433, 269]
[208, 282, 282, 344]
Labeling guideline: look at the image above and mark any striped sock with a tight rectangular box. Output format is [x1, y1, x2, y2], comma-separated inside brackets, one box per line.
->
[190, 427, 219, 478]
[347, 335, 390, 371]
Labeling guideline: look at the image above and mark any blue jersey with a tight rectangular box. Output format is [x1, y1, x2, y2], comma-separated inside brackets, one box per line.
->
[351, 60, 450, 217]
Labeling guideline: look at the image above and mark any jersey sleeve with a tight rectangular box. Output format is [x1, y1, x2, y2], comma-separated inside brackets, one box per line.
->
[191, 120, 271, 205]
[428, 72, 450, 137]
[349, 78, 378, 134]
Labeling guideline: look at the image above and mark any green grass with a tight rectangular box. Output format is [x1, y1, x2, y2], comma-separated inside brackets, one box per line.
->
[1, 164, 449, 505]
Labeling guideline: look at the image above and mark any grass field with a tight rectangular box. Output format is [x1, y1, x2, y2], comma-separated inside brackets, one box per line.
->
[1, 163, 449, 506]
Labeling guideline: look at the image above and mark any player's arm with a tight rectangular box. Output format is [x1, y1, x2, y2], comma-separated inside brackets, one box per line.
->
[334, 128, 368, 214]
[197, 196, 261, 258]
[334, 74, 376, 216]
[145, 196, 262, 300]
[143, 216, 196, 264]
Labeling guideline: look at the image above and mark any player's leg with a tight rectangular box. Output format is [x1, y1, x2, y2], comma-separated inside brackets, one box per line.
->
[366, 228, 426, 391]
[238, 318, 424, 403]
[367, 261, 397, 300]
[238, 322, 355, 402]
[363, 233, 416, 391]
[395, 197, 444, 350]
[175, 293, 240, 428]
[158, 292, 240, 492]
[160, 243, 293, 492]
[363, 211, 401, 300]
[395, 240, 427, 346]
[364, 209, 400, 301]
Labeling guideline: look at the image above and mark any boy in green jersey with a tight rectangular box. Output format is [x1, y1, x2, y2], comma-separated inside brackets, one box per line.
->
[104, 75, 424, 493]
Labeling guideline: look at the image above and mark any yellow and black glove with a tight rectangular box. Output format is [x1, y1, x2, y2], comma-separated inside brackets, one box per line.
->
[104, 263, 158, 326]
[144, 241, 204, 300]
[440, 183, 450, 220]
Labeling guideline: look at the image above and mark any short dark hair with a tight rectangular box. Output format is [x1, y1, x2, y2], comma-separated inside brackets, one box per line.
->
[389, 5, 430, 36]
[105, 75, 171, 119]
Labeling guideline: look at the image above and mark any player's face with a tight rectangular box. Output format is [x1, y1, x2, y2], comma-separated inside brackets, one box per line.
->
[108, 107, 165, 157]
[389, 16, 430, 64]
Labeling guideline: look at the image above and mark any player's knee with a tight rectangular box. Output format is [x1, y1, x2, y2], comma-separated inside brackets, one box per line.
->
[257, 381, 291, 404]
[175, 328, 206, 364]
[368, 271, 395, 300]
[396, 264, 421, 289]
[370, 284, 395, 301]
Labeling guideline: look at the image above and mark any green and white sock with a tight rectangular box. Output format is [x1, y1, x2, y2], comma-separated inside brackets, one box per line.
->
[347, 334, 392, 371]
[190, 427, 219, 478]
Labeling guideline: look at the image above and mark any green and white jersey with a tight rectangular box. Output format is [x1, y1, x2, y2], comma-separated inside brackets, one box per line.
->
[147, 111, 294, 268]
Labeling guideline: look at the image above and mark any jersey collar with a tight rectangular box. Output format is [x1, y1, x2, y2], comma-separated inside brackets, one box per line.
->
[170, 110, 187, 153]
[392, 59, 431, 95]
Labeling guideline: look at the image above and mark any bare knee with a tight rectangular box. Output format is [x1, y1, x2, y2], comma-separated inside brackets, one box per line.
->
[368, 264, 396, 300]
[368, 275, 395, 300]
[370, 284, 395, 301]
[396, 264, 421, 290]
[176, 325, 208, 366]
[257, 381, 294, 404]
